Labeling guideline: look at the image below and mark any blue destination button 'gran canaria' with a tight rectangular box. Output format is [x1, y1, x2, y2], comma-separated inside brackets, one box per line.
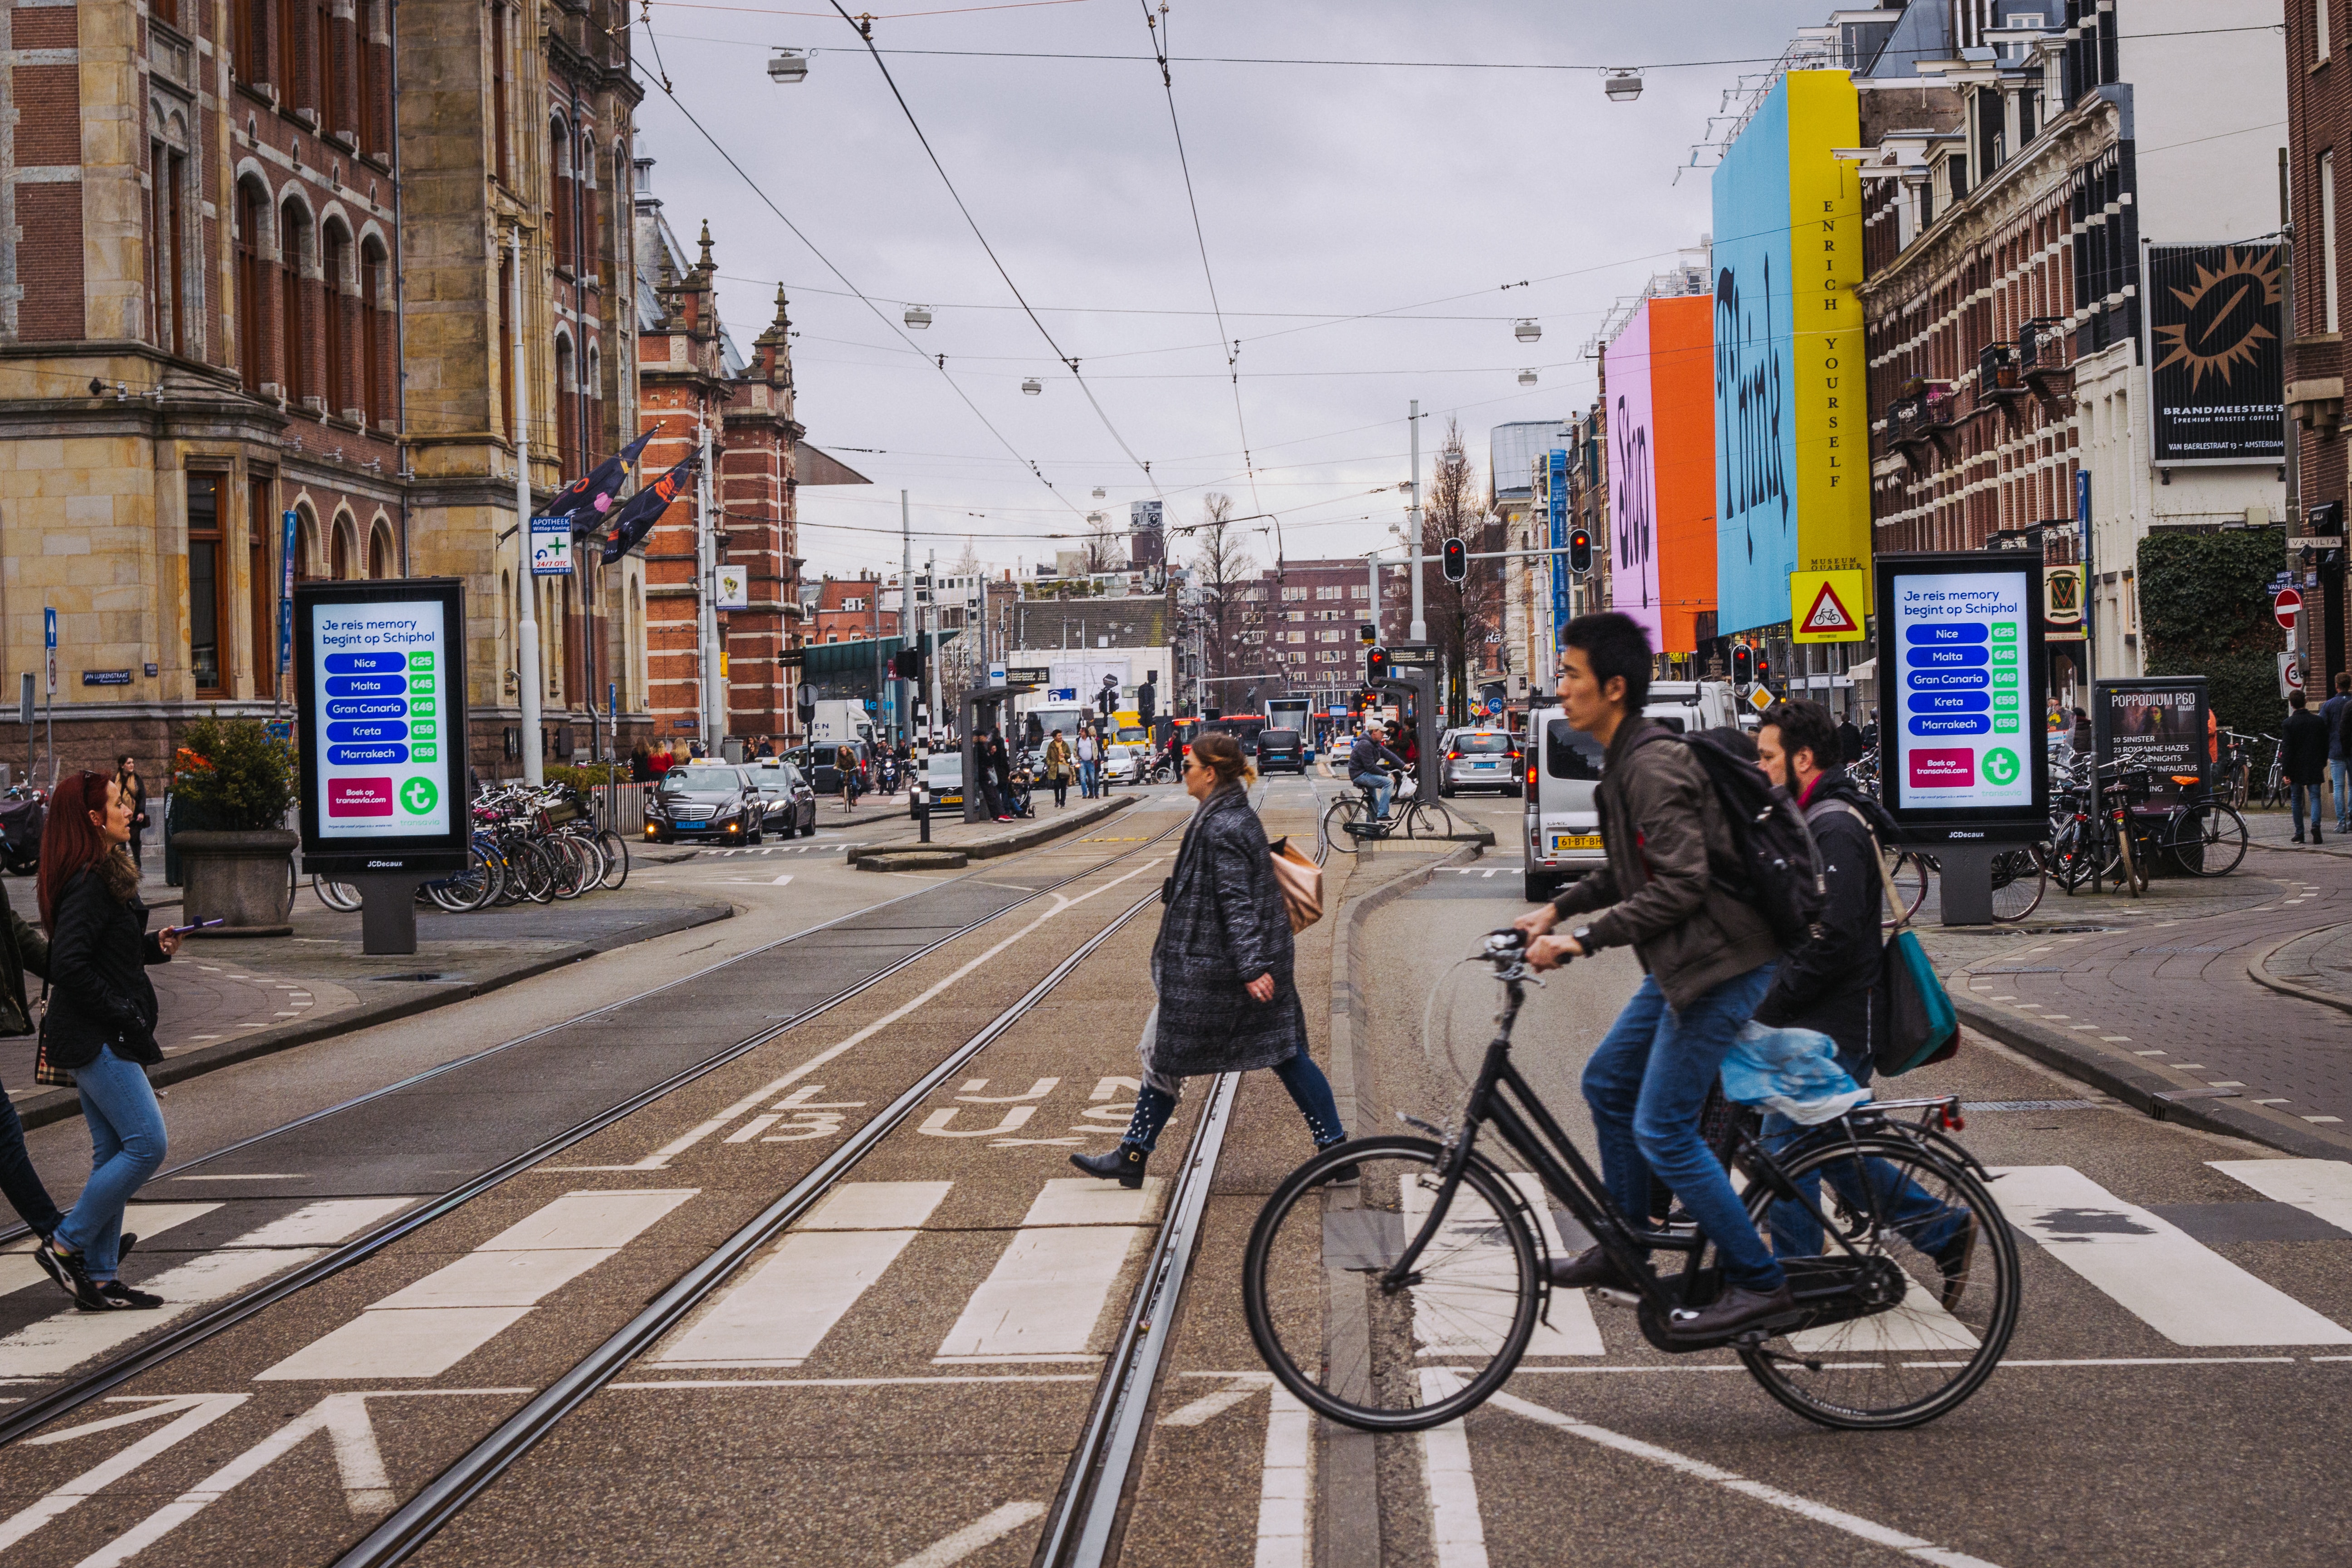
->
[1905, 622, 1990, 646]
[1907, 670, 1988, 690]
[1908, 715, 1991, 736]
[327, 743, 408, 765]
[326, 721, 407, 744]
[324, 653, 407, 674]
[1908, 692, 1989, 715]
[1906, 646, 1989, 669]
[325, 698, 407, 720]
[326, 675, 406, 697]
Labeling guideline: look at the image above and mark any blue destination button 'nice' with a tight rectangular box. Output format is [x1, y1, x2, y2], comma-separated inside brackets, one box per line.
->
[324, 653, 407, 674]
[326, 675, 406, 697]
[326, 721, 407, 744]
[1907, 646, 1989, 670]
[327, 743, 408, 765]
[1905, 622, 1989, 645]
[1908, 692, 1989, 715]
[1907, 715, 1991, 737]
[325, 698, 407, 720]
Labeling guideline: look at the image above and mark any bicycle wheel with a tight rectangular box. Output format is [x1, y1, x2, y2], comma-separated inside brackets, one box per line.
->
[426, 848, 495, 913]
[2171, 802, 2248, 877]
[548, 835, 594, 900]
[509, 839, 557, 903]
[1988, 848, 2045, 922]
[1735, 1134, 2019, 1431]
[1880, 850, 1930, 927]
[311, 874, 362, 912]
[596, 828, 631, 890]
[1244, 1137, 1540, 1433]
[1320, 796, 1363, 857]
[1404, 799, 1457, 842]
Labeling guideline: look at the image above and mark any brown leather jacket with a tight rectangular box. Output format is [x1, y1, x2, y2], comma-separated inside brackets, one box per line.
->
[1548, 717, 1780, 1010]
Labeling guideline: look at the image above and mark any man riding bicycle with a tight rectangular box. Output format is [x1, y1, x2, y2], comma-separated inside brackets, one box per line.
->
[1511, 612, 1793, 1340]
[1348, 721, 1407, 821]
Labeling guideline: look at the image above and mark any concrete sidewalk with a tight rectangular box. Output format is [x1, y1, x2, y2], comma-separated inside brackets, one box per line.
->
[851, 793, 1138, 870]
[1, 884, 731, 1129]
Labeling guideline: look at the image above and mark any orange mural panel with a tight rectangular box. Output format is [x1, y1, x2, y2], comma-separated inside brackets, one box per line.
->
[1649, 295, 1715, 654]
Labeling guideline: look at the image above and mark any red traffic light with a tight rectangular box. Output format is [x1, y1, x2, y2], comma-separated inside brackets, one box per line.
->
[1731, 643, 1754, 685]
[1567, 528, 1592, 575]
[1441, 536, 1467, 584]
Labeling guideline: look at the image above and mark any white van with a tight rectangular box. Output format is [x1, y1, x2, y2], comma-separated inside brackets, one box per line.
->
[1521, 704, 1606, 902]
[1641, 680, 1740, 733]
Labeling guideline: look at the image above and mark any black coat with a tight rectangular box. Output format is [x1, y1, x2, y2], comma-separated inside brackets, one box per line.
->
[0, 876, 48, 1037]
[2285, 708, 2332, 785]
[1148, 784, 1307, 1077]
[44, 867, 167, 1069]
[1753, 771, 1891, 1071]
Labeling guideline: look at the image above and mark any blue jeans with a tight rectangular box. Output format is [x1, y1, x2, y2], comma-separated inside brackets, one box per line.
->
[1351, 771, 1392, 820]
[1122, 1050, 1343, 1152]
[1079, 760, 1098, 797]
[54, 1046, 167, 1280]
[2293, 781, 2326, 839]
[2333, 759, 2349, 829]
[1760, 1042, 1965, 1261]
[1582, 966, 1785, 1291]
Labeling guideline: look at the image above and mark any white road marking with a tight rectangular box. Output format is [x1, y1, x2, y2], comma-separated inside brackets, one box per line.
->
[1990, 1165, 2352, 1346]
[0, 1396, 248, 1553]
[1255, 1386, 1313, 1568]
[888, 1501, 1048, 1568]
[1415, 1369, 1489, 1568]
[956, 1077, 1061, 1103]
[598, 858, 1167, 1170]
[2, 1205, 220, 1297]
[1399, 1174, 1600, 1359]
[2210, 1158, 2352, 1230]
[1021, 1178, 1164, 1227]
[256, 1189, 697, 1380]
[0, 1251, 323, 1380]
[918, 1105, 1039, 1138]
[935, 1226, 1143, 1363]
[223, 1198, 415, 1249]
[654, 1183, 950, 1370]
[772, 872, 795, 885]
[1485, 1390, 2004, 1567]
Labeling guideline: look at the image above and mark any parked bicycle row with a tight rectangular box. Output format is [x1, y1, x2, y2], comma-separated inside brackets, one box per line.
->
[310, 780, 630, 913]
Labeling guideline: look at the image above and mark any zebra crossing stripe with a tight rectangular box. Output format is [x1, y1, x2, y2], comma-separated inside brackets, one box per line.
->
[2210, 1158, 2352, 1233]
[1990, 1166, 2352, 1347]
[0, 1205, 220, 1299]
[934, 1180, 1160, 1363]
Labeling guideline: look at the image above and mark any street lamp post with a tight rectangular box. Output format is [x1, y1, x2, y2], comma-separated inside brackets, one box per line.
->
[512, 225, 542, 786]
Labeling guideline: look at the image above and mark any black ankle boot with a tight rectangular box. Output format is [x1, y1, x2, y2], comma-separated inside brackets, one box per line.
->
[1313, 1138, 1358, 1185]
[1070, 1143, 1149, 1189]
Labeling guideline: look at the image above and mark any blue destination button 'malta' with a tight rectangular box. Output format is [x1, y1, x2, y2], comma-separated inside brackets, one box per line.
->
[1907, 715, 1991, 737]
[326, 721, 407, 744]
[327, 743, 408, 766]
[324, 653, 408, 674]
[325, 698, 407, 720]
[1908, 692, 1989, 715]
[326, 675, 407, 697]
[1906, 646, 1989, 670]
[1905, 622, 1990, 646]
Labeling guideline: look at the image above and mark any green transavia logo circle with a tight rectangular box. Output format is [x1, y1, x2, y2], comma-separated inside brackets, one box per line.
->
[1981, 748, 2021, 787]
[399, 776, 439, 815]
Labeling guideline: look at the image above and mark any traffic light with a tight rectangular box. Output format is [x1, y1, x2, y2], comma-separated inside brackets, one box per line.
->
[1568, 527, 1593, 576]
[1367, 646, 1390, 683]
[1359, 622, 1376, 645]
[892, 648, 923, 680]
[1441, 536, 1467, 583]
[1731, 643, 1754, 686]
[1755, 649, 1773, 689]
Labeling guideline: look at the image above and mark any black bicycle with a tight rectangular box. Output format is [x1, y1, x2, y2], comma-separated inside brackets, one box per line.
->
[1243, 931, 2019, 1432]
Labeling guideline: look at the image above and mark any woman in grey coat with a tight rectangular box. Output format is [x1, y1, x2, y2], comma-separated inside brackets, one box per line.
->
[1072, 731, 1347, 1187]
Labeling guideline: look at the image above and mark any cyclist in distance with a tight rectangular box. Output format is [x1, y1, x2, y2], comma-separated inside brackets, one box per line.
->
[1347, 720, 1408, 821]
[1511, 612, 1793, 1339]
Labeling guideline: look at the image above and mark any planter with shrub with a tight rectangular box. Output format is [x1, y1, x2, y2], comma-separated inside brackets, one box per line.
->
[170, 716, 298, 936]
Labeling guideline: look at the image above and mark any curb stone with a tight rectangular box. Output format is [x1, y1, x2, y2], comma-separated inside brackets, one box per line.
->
[849, 795, 1135, 871]
[2244, 924, 2352, 1018]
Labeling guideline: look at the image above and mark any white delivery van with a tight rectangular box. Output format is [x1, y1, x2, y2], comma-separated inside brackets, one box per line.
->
[1640, 680, 1740, 733]
[1521, 704, 1607, 902]
[805, 700, 876, 745]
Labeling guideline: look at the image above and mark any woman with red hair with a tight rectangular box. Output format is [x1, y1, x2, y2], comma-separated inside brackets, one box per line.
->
[32, 770, 181, 1311]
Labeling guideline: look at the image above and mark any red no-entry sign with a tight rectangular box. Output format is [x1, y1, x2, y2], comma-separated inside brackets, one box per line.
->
[2275, 587, 2303, 628]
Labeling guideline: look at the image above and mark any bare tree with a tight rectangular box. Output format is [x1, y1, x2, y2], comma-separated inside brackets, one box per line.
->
[1420, 418, 1501, 725]
[1082, 511, 1126, 575]
[1189, 493, 1264, 710]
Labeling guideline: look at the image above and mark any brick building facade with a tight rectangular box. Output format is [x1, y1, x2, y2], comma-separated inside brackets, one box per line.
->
[2289, 0, 2352, 686]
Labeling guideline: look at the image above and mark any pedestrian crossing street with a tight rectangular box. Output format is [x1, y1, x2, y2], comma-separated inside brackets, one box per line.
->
[5, 1159, 2352, 1396]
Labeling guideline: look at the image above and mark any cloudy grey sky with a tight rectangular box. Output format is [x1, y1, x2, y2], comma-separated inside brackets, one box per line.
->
[629, 0, 1804, 579]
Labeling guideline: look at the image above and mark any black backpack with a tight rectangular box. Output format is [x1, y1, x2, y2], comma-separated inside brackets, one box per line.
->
[1636, 727, 1827, 949]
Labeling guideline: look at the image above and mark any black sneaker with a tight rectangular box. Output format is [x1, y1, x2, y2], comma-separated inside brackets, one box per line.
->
[1929, 1213, 1979, 1311]
[29, 1236, 71, 1301]
[44, 1243, 115, 1312]
[1665, 1279, 1798, 1340]
[1312, 1140, 1358, 1184]
[97, 1279, 163, 1310]
[1545, 1244, 1633, 1291]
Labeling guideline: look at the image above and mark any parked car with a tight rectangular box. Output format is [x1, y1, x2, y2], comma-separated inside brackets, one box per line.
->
[1438, 728, 1520, 797]
[748, 759, 818, 838]
[1101, 743, 1147, 785]
[914, 752, 965, 817]
[1256, 727, 1307, 774]
[1521, 705, 1607, 902]
[643, 764, 767, 845]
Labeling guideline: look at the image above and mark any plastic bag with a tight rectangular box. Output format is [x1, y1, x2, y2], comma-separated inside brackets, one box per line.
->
[1720, 1021, 1871, 1126]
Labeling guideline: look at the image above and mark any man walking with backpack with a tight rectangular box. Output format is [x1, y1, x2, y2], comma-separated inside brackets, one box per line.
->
[1511, 612, 1795, 1340]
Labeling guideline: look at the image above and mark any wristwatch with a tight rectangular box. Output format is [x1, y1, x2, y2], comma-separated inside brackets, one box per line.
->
[1569, 926, 1595, 950]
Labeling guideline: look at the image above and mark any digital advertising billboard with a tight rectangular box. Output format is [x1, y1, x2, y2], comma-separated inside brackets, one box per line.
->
[1602, 309, 1663, 647]
[1872, 552, 2049, 842]
[294, 578, 472, 875]
[1712, 69, 1869, 637]
[2093, 677, 2209, 808]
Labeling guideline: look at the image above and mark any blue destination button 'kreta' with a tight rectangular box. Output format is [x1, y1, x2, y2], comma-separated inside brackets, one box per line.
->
[323, 653, 407, 674]
[326, 675, 407, 697]
[1905, 622, 1989, 646]
[1908, 692, 1989, 715]
[1908, 715, 1991, 736]
[326, 721, 407, 744]
[327, 744, 409, 765]
[1906, 646, 1989, 669]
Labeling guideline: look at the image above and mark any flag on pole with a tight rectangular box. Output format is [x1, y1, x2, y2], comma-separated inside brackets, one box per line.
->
[550, 431, 655, 536]
[601, 451, 698, 564]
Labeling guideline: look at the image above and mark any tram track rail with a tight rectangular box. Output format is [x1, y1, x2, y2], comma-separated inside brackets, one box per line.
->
[0, 814, 1192, 1451]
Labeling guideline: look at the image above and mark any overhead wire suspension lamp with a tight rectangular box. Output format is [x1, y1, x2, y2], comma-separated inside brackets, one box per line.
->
[1514, 318, 1541, 343]
[1603, 69, 1643, 102]
[904, 304, 932, 329]
[1021, 377, 1043, 395]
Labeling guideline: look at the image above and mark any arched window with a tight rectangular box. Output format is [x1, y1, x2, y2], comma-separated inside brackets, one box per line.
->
[550, 115, 573, 263]
[149, 112, 191, 358]
[358, 235, 387, 426]
[295, 503, 322, 582]
[321, 219, 350, 416]
[235, 179, 268, 393]
[279, 198, 312, 403]
[368, 519, 394, 579]
[330, 513, 356, 580]
[554, 331, 578, 478]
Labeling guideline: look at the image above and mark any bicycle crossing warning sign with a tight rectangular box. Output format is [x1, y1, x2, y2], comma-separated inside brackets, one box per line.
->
[1791, 569, 1867, 642]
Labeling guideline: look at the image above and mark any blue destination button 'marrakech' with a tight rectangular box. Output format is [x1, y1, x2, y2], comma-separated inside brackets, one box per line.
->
[324, 653, 408, 674]
[1905, 622, 1989, 645]
[327, 744, 408, 766]
[326, 675, 407, 697]
[1908, 715, 1991, 737]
